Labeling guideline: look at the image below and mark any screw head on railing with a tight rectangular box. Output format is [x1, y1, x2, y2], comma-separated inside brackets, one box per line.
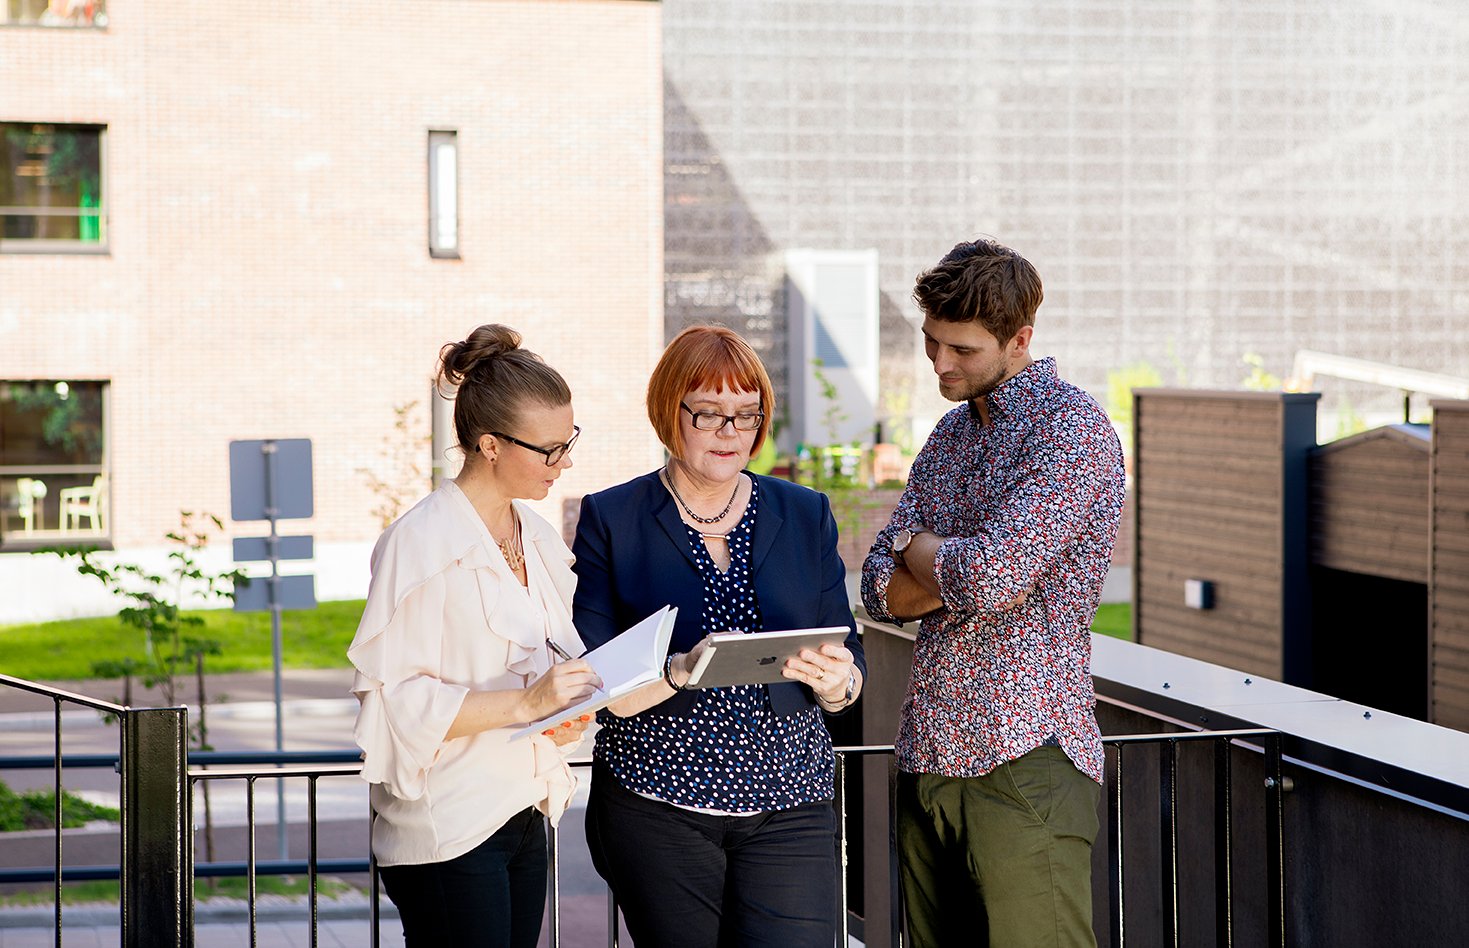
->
[1162, 682, 1171, 689]
[1264, 776, 1296, 792]
[1244, 678, 1252, 685]
[1363, 711, 1372, 720]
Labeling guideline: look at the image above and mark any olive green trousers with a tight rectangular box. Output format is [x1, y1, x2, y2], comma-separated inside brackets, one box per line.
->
[896, 746, 1102, 948]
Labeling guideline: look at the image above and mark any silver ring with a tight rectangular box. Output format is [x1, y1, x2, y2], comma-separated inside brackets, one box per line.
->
[816, 670, 825, 681]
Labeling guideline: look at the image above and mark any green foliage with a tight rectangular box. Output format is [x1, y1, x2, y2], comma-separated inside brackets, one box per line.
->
[747, 433, 779, 475]
[1240, 353, 1283, 391]
[0, 600, 367, 682]
[37, 512, 245, 708]
[1104, 362, 1163, 436]
[0, 779, 119, 832]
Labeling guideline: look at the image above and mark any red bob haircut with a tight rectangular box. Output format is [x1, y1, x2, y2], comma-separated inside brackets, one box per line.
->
[646, 325, 776, 459]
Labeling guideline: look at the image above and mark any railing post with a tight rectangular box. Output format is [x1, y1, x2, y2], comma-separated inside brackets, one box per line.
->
[120, 707, 192, 948]
[1159, 739, 1179, 948]
[1108, 744, 1125, 948]
[1214, 738, 1234, 948]
[548, 817, 561, 948]
[835, 751, 849, 948]
[1265, 735, 1286, 948]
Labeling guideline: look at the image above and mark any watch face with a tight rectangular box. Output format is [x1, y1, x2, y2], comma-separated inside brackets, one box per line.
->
[892, 529, 913, 554]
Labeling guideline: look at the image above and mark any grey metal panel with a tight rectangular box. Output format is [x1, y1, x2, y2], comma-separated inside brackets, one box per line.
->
[232, 535, 314, 562]
[233, 574, 317, 612]
[228, 439, 314, 522]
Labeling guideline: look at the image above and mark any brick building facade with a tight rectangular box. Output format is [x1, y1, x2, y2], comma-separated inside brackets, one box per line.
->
[0, 0, 664, 621]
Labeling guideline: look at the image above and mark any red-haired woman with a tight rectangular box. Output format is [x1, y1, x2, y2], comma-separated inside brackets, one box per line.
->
[572, 325, 866, 948]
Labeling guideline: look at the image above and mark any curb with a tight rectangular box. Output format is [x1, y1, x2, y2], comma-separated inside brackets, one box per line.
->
[0, 698, 358, 733]
[0, 894, 398, 930]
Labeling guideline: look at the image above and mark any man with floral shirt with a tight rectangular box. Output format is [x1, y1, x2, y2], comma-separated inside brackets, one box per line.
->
[861, 237, 1125, 948]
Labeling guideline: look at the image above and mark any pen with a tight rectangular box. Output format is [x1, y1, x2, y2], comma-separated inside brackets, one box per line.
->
[546, 638, 576, 662]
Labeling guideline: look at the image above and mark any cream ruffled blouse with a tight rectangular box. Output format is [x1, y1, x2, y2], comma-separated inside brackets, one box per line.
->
[348, 480, 582, 866]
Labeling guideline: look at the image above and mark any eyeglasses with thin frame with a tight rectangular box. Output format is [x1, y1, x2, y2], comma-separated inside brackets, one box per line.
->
[489, 425, 580, 465]
[681, 403, 765, 432]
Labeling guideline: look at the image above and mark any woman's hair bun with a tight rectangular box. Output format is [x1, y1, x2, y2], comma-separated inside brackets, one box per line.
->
[439, 324, 522, 387]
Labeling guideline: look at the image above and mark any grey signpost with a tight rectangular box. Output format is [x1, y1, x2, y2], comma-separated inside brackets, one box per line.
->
[229, 438, 316, 860]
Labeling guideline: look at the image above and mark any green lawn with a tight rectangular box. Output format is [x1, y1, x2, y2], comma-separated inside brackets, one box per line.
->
[1091, 603, 1132, 640]
[0, 600, 366, 682]
[1, 597, 1132, 683]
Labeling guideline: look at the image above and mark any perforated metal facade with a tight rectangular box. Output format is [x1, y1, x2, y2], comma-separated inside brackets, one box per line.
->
[664, 0, 1469, 441]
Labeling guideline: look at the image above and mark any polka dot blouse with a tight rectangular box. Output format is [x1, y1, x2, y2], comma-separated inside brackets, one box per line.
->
[593, 478, 835, 812]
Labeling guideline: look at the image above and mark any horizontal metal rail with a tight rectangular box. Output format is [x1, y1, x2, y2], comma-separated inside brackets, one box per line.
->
[1, 673, 1287, 948]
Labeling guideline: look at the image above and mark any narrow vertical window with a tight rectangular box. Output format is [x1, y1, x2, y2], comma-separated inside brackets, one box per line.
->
[428, 130, 459, 258]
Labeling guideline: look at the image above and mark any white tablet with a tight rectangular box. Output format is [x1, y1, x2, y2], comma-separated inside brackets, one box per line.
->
[683, 626, 852, 689]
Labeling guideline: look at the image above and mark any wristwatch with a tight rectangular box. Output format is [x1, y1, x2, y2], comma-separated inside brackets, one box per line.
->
[891, 527, 923, 564]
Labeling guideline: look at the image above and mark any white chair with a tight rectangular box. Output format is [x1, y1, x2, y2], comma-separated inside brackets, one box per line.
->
[16, 477, 47, 534]
[60, 474, 106, 533]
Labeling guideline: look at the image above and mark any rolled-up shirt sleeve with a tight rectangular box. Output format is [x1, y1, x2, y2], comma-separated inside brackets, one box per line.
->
[931, 417, 1117, 619]
[350, 570, 470, 802]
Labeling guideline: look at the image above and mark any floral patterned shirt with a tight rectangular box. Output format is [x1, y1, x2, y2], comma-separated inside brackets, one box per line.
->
[860, 357, 1125, 783]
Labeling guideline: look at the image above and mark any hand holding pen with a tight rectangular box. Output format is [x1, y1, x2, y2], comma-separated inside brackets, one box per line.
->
[535, 637, 598, 744]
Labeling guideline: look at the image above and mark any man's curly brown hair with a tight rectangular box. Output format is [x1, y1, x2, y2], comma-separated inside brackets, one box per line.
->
[912, 238, 1043, 345]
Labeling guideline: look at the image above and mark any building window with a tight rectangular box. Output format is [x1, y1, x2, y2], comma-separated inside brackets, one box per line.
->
[428, 129, 459, 258]
[1, 123, 107, 252]
[0, 380, 109, 549]
[1, 1, 108, 28]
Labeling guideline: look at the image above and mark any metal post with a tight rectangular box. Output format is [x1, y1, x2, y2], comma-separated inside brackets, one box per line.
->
[263, 440, 288, 861]
[1159, 739, 1179, 948]
[53, 698, 62, 947]
[369, 810, 381, 948]
[247, 777, 258, 948]
[836, 752, 849, 948]
[1265, 735, 1286, 948]
[308, 777, 319, 948]
[889, 757, 904, 948]
[1214, 739, 1234, 947]
[1108, 745, 1125, 948]
[120, 707, 192, 948]
[548, 818, 561, 947]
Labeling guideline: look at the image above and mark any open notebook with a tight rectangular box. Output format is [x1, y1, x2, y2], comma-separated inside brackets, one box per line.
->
[511, 605, 677, 739]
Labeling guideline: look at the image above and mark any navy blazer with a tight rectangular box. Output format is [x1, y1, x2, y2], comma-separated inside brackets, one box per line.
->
[571, 470, 863, 717]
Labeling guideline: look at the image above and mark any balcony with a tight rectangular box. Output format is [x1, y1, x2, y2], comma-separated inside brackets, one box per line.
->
[1, 617, 1467, 946]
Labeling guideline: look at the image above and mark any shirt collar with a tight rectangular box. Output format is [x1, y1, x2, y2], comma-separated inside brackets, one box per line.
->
[973, 356, 1058, 424]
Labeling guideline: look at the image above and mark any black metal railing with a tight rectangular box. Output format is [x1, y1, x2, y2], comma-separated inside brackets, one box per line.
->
[0, 672, 188, 947]
[1, 673, 1286, 948]
[1103, 728, 1285, 948]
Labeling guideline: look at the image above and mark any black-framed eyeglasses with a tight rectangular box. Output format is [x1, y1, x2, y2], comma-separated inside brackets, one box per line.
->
[681, 403, 765, 432]
[489, 425, 580, 465]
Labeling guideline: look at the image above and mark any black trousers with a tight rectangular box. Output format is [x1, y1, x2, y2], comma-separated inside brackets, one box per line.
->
[378, 806, 547, 948]
[585, 766, 839, 948]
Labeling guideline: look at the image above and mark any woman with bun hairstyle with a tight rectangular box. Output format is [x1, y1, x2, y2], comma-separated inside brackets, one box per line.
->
[572, 325, 865, 948]
[348, 324, 600, 948]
